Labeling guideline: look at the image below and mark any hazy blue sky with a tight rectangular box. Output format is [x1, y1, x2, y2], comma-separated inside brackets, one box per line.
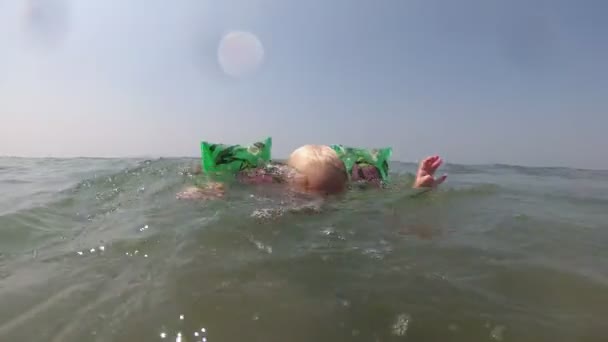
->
[1, 0, 607, 169]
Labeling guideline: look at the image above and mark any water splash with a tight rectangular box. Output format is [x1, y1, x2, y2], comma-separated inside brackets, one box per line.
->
[249, 238, 273, 254]
[490, 325, 505, 341]
[391, 313, 411, 336]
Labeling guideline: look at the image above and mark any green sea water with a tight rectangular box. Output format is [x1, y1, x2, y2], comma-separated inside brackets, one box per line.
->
[0, 157, 607, 341]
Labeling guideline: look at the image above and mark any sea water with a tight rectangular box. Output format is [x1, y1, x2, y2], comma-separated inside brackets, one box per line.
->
[0, 157, 606, 341]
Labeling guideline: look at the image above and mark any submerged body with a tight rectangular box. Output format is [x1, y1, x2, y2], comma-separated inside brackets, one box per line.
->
[177, 145, 447, 200]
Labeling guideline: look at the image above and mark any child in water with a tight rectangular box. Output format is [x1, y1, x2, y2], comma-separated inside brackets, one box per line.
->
[176, 144, 447, 200]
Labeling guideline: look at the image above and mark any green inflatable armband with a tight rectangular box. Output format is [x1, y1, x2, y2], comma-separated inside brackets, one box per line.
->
[200, 137, 272, 174]
[330, 144, 392, 182]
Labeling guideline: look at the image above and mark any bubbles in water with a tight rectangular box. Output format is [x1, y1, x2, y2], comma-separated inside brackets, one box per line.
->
[156, 315, 209, 341]
[321, 227, 335, 235]
[77, 251, 83, 256]
[321, 227, 346, 241]
[251, 208, 284, 220]
[249, 238, 273, 254]
[139, 225, 149, 232]
[362, 248, 384, 260]
[89, 248, 96, 253]
[124, 248, 151, 258]
[99, 246, 105, 251]
[391, 313, 411, 336]
[490, 325, 505, 341]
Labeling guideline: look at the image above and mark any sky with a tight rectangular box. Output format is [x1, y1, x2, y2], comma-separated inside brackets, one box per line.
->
[0, 0, 607, 169]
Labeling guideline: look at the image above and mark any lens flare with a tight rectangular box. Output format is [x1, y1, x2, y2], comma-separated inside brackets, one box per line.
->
[217, 31, 265, 78]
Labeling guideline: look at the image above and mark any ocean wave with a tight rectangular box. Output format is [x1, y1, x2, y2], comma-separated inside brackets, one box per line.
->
[0, 157, 607, 341]
[490, 163, 608, 180]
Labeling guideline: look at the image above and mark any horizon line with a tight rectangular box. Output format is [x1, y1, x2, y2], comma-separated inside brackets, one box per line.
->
[0, 155, 605, 172]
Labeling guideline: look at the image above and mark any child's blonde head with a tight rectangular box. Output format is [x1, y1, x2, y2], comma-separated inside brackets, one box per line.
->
[287, 145, 347, 195]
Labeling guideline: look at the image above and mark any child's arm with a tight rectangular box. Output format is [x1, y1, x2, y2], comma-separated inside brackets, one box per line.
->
[176, 182, 225, 200]
[176, 163, 225, 200]
[392, 156, 447, 198]
[412, 155, 447, 189]
[351, 156, 446, 194]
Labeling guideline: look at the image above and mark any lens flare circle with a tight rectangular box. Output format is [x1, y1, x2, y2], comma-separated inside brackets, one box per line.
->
[217, 31, 265, 78]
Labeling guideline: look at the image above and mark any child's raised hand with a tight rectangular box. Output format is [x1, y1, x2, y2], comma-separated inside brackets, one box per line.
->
[413, 156, 447, 188]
